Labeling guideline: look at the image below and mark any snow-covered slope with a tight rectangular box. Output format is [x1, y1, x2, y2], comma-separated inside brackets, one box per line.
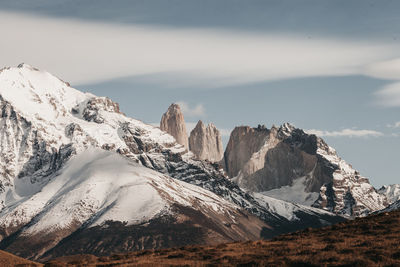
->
[0, 64, 345, 259]
[1, 149, 237, 233]
[0, 64, 179, 205]
[252, 192, 341, 223]
[378, 184, 400, 204]
[259, 177, 319, 206]
[0, 149, 266, 259]
[313, 141, 387, 217]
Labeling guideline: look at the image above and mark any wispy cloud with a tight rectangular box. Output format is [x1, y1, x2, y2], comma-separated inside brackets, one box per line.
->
[307, 129, 384, 138]
[176, 101, 205, 117]
[387, 121, 400, 128]
[374, 82, 400, 107]
[364, 58, 400, 81]
[0, 11, 398, 88]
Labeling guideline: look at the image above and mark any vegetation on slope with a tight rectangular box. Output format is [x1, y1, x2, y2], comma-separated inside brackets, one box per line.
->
[43, 210, 400, 266]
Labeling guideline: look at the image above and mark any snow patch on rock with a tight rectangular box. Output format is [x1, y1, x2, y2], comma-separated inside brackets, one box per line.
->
[260, 177, 319, 206]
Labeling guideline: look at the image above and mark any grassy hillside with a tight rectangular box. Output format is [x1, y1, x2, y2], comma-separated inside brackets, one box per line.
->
[43, 210, 400, 266]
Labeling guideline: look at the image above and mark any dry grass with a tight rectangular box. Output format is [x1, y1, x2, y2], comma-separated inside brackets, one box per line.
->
[0, 250, 41, 267]
[44, 210, 400, 266]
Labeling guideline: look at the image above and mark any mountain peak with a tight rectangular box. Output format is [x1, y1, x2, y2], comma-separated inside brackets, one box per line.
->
[167, 103, 182, 113]
[160, 103, 188, 149]
[194, 120, 206, 130]
[279, 122, 296, 135]
[17, 63, 37, 70]
[0, 64, 90, 124]
[189, 120, 223, 162]
[378, 184, 400, 204]
[224, 122, 387, 217]
[206, 122, 217, 129]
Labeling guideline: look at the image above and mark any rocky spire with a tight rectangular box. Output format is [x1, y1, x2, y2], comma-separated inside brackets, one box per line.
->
[189, 120, 224, 162]
[160, 103, 189, 149]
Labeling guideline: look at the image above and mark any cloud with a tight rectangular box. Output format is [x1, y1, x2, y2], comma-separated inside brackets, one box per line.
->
[176, 101, 205, 117]
[373, 82, 400, 107]
[387, 121, 400, 128]
[364, 58, 400, 81]
[307, 129, 384, 138]
[0, 11, 398, 88]
[393, 122, 400, 128]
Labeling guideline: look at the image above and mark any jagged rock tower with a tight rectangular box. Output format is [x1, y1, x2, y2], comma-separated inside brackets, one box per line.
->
[189, 120, 224, 162]
[160, 103, 189, 149]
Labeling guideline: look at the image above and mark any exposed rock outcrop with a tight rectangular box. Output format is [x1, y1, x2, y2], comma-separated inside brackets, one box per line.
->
[224, 123, 388, 217]
[189, 120, 223, 162]
[72, 96, 122, 124]
[224, 125, 271, 179]
[160, 104, 188, 149]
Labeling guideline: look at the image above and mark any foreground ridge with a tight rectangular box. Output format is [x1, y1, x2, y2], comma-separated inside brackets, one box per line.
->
[45, 209, 400, 266]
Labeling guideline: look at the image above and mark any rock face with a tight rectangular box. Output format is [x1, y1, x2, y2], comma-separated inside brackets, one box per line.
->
[224, 125, 272, 179]
[189, 120, 224, 162]
[160, 104, 188, 149]
[224, 123, 388, 217]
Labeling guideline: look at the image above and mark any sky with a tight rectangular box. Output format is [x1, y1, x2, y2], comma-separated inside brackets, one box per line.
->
[0, 0, 399, 186]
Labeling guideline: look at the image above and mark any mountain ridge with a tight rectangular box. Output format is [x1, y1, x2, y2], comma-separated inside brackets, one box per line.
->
[224, 123, 388, 217]
[0, 64, 344, 260]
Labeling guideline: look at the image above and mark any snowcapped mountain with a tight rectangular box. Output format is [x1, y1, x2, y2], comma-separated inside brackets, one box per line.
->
[0, 149, 266, 260]
[0, 63, 188, 207]
[224, 123, 388, 217]
[0, 64, 343, 259]
[375, 185, 400, 214]
[311, 137, 387, 216]
[378, 184, 400, 204]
